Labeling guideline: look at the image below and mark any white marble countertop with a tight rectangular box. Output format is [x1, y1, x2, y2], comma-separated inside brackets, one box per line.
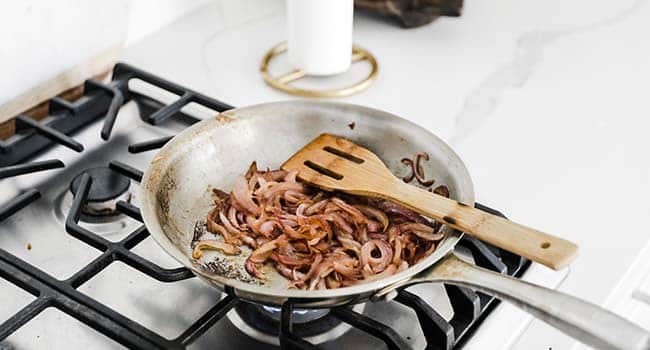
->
[121, 0, 650, 348]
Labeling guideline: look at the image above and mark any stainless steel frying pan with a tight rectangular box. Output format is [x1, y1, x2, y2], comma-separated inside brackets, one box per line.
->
[140, 101, 650, 350]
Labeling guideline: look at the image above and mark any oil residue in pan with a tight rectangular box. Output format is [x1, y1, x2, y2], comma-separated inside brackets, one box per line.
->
[191, 221, 262, 285]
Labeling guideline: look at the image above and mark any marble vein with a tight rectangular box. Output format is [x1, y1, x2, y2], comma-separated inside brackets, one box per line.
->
[200, 0, 283, 91]
[449, 0, 647, 146]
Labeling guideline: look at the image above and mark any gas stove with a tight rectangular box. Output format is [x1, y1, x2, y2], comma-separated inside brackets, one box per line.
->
[0, 63, 567, 349]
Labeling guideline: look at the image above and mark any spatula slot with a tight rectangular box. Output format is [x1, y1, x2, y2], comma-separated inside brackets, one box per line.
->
[323, 146, 364, 164]
[304, 160, 344, 180]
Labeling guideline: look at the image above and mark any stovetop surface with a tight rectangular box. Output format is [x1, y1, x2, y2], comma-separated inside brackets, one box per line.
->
[0, 65, 566, 349]
[0, 102, 452, 349]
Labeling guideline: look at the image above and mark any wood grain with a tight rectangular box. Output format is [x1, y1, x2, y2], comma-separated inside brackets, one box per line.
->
[282, 133, 579, 270]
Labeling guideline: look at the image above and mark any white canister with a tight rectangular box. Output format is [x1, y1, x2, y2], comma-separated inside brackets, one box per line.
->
[286, 0, 354, 76]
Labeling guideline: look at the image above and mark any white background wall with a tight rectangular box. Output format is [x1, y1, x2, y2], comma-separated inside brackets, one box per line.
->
[126, 0, 212, 45]
[0, 0, 212, 105]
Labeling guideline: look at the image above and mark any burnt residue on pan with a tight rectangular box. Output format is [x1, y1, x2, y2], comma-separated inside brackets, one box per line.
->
[191, 221, 209, 246]
[192, 221, 262, 285]
[156, 170, 178, 216]
[199, 258, 261, 284]
[215, 113, 234, 123]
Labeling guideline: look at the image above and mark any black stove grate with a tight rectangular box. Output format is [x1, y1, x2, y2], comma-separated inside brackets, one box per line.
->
[0, 63, 529, 349]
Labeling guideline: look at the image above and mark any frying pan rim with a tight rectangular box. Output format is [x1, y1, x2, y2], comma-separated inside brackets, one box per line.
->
[140, 100, 474, 303]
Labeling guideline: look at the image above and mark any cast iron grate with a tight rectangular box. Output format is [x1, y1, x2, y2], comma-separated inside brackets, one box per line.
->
[0, 63, 529, 349]
[0, 62, 232, 221]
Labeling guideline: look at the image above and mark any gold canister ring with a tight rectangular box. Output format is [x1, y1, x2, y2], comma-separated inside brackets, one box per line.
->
[260, 42, 378, 98]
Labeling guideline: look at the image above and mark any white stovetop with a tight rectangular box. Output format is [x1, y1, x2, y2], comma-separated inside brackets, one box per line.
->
[119, 0, 650, 348]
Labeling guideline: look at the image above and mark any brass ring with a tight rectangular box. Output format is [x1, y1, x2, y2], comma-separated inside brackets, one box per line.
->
[260, 42, 378, 98]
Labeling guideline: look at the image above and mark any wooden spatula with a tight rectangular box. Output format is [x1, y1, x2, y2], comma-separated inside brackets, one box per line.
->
[281, 133, 578, 270]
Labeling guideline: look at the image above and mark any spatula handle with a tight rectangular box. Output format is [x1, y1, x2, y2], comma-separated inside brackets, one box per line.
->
[389, 181, 578, 270]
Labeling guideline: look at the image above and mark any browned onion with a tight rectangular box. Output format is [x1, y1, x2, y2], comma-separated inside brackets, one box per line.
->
[194, 162, 446, 289]
[245, 257, 266, 279]
[399, 223, 445, 241]
[219, 211, 242, 236]
[360, 239, 393, 273]
[361, 264, 397, 282]
[354, 204, 389, 232]
[249, 239, 280, 262]
[192, 240, 240, 259]
[232, 176, 260, 215]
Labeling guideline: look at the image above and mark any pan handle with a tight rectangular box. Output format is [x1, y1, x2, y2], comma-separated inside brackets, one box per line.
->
[374, 254, 650, 350]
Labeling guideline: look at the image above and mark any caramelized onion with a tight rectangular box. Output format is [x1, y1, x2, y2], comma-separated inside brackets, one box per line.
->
[194, 164, 446, 289]
[361, 264, 397, 282]
[378, 201, 430, 225]
[360, 239, 393, 273]
[245, 257, 266, 279]
[400, 223, 444, 241]
[232, 176, 260, 215]
[192, 240, 240, 259]
[354, 204, 389, 232]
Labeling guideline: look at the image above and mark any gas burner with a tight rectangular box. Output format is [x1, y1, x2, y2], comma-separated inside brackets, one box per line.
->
[69, 167, 131, 216]
[228, 302, 365, 346]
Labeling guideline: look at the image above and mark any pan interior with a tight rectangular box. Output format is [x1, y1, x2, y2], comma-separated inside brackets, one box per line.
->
[140, 101, 474, 304]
